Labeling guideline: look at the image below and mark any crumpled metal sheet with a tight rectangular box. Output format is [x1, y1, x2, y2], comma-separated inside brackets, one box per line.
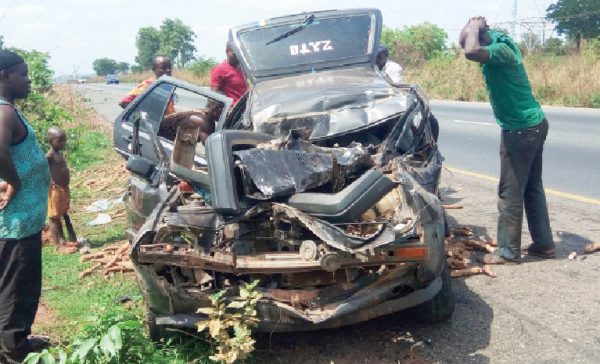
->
[244, 68, 408, 139]
[400, 146, 443, 195]
[234, 141, 373, 198]
[271, 203, 395, 252]
[235, 149, 334, 197]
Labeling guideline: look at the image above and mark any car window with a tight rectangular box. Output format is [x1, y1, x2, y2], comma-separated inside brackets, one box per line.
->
[172, 87, 212, 113]
[124, 82, 175, 133]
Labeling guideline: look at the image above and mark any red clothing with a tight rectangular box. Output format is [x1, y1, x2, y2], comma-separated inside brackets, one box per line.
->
[210, 61, 247, 105]
[120, 78, 174, 114]
[120, 78, 154, 105]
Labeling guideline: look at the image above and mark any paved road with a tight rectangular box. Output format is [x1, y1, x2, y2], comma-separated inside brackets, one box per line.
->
[431, 100, 600, 200]
[76, 83, 600, 364]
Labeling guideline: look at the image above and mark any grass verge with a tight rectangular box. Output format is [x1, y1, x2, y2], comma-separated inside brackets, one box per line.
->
[33, 86, 219, 363]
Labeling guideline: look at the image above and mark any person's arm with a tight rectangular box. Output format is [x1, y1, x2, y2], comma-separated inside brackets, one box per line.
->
[0, 107, 21, 209]
[119, 80, 148, 109]
[460, 17, 489, 63]
[210, 66, 223, 93]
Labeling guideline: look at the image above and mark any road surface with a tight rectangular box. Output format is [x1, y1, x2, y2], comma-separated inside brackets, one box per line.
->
[76, 83, 600, 364]
[431, 100, 600, 200]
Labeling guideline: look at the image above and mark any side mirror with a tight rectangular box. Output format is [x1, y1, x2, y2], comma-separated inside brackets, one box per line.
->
[126, 155, 156, 180]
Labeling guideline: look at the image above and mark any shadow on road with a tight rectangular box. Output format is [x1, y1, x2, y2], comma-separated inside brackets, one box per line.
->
[555, 230, 594, 257]
[439, 186, 464, 206]
[254, 277, 494, 364]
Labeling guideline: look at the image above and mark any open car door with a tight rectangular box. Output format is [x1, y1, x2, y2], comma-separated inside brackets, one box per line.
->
[113, 76, 233, 166]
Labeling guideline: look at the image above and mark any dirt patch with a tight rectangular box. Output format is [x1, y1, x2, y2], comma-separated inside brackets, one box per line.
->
[32, 301, 56, 335]
[52, 85, 113, 133]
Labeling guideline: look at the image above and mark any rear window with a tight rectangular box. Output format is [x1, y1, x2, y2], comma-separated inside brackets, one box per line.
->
[238, 14, 375, 72]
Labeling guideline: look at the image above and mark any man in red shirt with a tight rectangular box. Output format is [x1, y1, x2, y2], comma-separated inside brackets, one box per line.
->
[210, 42, 247, 106]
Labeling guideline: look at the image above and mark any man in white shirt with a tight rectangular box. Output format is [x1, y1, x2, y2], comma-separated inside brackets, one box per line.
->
[376, 45, 403, 84]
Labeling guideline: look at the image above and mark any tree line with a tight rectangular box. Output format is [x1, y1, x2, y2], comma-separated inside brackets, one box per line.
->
[92, 18, 215, 77]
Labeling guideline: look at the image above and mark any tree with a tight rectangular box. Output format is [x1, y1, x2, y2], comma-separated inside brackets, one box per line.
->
[118, 62, 130, 73]
[544, 37, 567, 55]
[546, 0, 600, 51]
[12, 48, 53, 92]
[186, 56, 217, 77]
[158, 18, 196, 68]
[381, 23, 448, 66]
[135, 26, 161, 70]
[92, 58, 119, 76]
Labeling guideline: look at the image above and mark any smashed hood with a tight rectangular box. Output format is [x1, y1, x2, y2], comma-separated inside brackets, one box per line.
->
[245, 67, 408, 139]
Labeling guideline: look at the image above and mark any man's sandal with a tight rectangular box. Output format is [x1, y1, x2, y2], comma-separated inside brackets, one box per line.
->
[478, 253, 520, 265]
[525, 246, 556, 259]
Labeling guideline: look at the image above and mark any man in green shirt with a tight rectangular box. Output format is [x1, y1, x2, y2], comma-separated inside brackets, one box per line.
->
[460, 16, 555, 263]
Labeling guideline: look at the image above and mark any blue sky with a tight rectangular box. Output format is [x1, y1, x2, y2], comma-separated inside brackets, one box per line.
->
[0, 0, 556, 76]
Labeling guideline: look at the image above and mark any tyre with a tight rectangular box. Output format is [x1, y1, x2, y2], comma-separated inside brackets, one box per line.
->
[145, 307, 176, 343]
[416, 266, 455, 323]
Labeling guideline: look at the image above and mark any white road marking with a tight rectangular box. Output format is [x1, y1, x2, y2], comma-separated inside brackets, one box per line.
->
[452, 119, 495, 126]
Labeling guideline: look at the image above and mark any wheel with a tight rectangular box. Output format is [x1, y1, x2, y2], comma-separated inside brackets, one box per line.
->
[145, 307, 177, 343]
[416, 266, 455, 323]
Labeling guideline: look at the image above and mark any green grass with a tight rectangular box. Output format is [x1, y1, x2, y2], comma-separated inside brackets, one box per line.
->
[34, 89, 220, 363]
[40, 247, 141, 339]
[66, 129, 112, 171]
[39, 247, 216, 363]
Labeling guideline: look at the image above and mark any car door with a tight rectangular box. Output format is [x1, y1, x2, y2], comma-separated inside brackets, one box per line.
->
[114, 76, 232, 165]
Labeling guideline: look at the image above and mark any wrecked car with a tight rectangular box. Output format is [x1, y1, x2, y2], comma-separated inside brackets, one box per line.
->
[113, 8, 453, 338]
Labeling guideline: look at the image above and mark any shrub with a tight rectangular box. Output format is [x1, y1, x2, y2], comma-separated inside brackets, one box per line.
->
[382, 23, 448, 67]
[187, 57, 217, 78]
[10, 48, 105, 169]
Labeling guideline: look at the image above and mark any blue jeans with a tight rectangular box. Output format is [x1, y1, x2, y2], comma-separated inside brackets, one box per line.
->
[497, 119, 554, 260]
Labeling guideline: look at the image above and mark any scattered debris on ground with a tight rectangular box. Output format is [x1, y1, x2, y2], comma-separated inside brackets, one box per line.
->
[584, 242, 600, 254]
[78, 241, 133, 278]
[87, 213, 113, 226]
[442, 204, 463, 210]
[445, 225, 497, 278]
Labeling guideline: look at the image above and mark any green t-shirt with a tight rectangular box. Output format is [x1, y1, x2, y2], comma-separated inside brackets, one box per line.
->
[481, 30, 544, 130]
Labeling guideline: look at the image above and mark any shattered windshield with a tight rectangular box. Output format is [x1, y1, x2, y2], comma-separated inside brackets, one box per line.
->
[238, 14, 375, 72]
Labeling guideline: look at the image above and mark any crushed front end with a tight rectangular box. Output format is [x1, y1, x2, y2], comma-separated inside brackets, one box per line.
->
[130, 129, 446, 332]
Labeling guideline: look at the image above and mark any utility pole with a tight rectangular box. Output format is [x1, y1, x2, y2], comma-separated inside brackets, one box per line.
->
[541, 20, 546, 46]
[512, 0, 518, 38]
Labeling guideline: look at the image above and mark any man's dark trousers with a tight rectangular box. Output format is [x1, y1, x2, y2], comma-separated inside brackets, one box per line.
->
[0, 232, 42, 363]
[497, 119, 554, 260]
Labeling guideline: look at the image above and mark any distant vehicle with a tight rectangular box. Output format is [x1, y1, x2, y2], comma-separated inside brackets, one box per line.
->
[77, 78, 88, 84]
[106, 74, 120, 84]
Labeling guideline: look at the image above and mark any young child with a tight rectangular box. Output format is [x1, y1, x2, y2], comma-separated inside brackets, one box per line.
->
[46, 126, 77, 246]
